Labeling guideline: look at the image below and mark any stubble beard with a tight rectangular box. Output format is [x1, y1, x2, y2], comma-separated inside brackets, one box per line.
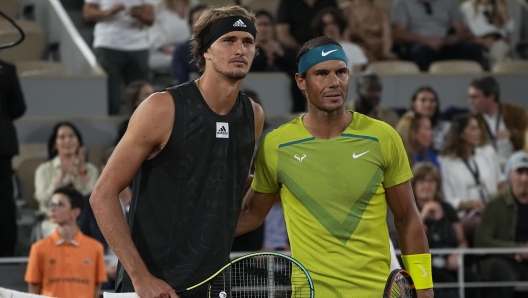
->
[224, 70, 248, 80]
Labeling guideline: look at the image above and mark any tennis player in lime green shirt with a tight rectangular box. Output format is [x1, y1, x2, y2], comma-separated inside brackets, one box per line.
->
[236, 36, 434, 298]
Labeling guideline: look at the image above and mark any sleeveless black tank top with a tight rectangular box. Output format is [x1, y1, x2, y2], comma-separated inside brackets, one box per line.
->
[117, 81, 255, 291]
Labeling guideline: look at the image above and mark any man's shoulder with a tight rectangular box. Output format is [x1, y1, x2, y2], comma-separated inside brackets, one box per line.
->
[487, 190, 513, 208]
[501, 102, 527, 115]
[354, 111, 399, 139]
[261, 116, 306, 147]
[31, 236, 54, 252]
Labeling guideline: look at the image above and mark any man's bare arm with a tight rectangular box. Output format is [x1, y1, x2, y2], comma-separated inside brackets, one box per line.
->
[28, 283, 41, 294]
[250, 98, 265, 143]
[129, 4, 154, 26]
[83, 3, 125, 22]
[94, 283, 102, 298]
[386, 181, 433, 298]
[236, 189, 278, 236]
[90, 92, 177, 298]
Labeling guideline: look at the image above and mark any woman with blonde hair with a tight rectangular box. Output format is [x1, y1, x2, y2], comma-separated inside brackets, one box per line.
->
[397, 112, 439, 168]
[460, 0, 513, 66]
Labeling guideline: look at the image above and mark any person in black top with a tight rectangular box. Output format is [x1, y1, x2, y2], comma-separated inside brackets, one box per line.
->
[275, 0, 338, 50]
[250, 9, 305, 113]
[89, 5, 265, 298]
[0, 59, 26, 257]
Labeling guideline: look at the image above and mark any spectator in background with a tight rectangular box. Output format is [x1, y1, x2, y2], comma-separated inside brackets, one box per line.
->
[348, 73, 399, 127]
[250, 10, 305, 113]
[35, 122, 99, 238]
[460, 0, 513, 67]
[397, 86, 451, 152]
[467, 76, 528, 170]
[147, 0, 192, 73]
[83, 0, 154, 115]
[397, 113, 439, 168]
[340, 0, 397, 61]
[439, 113, 505, 241]
[25, 186, 107, 298]
[391, 0, 484, 71]
[475, 150, 528, 298]
[0, 59, 26, 257]
[411, 162, 479, 298]
[275, 0, 338, 50]
[114, 80, 153, 145]
[171, 4, 207, 84]
[312, 7, 368, 73]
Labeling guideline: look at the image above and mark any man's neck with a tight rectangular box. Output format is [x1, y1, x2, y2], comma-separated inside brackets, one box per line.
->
[484, 101, 500, 117]
[303, 109, 352, 139]
[196, 72, 242, 115]
[57, 224, 78, 242]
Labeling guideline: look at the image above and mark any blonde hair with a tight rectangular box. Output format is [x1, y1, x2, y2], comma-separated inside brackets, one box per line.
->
[190, 5, 256, 72]
[396, 112, 430, 166]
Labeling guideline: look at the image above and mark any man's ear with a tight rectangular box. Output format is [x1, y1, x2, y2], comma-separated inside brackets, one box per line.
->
[295, 73, 306, 91]
[72, 208, 81, 219]
[204, 49, 211, 61]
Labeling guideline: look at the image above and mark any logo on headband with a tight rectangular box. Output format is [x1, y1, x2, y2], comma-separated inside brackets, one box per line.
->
[321, 49, 338, 57]
[233, 19, 247, 27]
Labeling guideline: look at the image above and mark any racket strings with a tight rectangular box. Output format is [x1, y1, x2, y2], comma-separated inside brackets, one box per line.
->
[388, 274, 412, 298]
[209, 255, 312, 297]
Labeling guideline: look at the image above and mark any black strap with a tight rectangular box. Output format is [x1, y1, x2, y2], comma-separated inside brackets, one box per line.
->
[463, 159, 487, 203]
[482, 109, 502, 148]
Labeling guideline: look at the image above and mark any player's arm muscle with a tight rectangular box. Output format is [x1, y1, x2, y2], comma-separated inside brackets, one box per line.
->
[236, 189, 278, 236]
[90, 92, 174, 281]
[386, 181, 429, 255]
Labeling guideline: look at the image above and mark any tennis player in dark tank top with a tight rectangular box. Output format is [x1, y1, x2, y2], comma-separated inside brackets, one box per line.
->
[89, 5, 265, 298]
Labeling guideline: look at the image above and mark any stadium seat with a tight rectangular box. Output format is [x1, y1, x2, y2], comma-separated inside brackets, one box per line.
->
[12, 142, 47, 170]
[14, 60, 67, 77]
[366, 61, 420, 75]
[0, 20, 45, 62]
[491, 60, 528, 74]
[15, 157, 46, 210]
[0, 0, 20, 19]
[428, 60, 483, 74]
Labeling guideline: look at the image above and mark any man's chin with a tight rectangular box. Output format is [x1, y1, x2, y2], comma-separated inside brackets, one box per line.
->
[225, 70, 248, 80]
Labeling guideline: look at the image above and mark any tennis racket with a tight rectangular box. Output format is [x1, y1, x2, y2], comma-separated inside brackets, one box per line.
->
[176, 251, 314, 298]
[383, 269, 417, 298]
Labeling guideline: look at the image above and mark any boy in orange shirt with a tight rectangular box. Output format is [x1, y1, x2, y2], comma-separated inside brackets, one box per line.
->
[25, 186, 107, 298]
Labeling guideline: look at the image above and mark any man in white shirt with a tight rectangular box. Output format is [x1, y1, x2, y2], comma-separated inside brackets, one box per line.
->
[467, 76, 528, 169]
[83, 0, 155, 115]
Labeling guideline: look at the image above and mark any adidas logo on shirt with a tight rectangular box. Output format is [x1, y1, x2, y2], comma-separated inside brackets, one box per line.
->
[216, 122, 229, 138]
[233, 19, 247, 27]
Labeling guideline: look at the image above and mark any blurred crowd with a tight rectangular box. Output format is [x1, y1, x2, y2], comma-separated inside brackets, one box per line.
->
[1, 0, 528, 298]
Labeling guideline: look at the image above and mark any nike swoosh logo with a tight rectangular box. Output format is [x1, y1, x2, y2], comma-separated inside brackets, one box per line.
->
[418, 264, 427, 277]
[352, 150, 370, 159]
[321, 49, 338, 56]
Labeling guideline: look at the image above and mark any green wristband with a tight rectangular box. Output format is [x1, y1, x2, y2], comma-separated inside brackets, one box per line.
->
[401, 253, 434, 290]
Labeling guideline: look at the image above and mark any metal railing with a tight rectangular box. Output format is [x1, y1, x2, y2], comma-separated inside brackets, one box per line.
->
[2, 247, 528, 298]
